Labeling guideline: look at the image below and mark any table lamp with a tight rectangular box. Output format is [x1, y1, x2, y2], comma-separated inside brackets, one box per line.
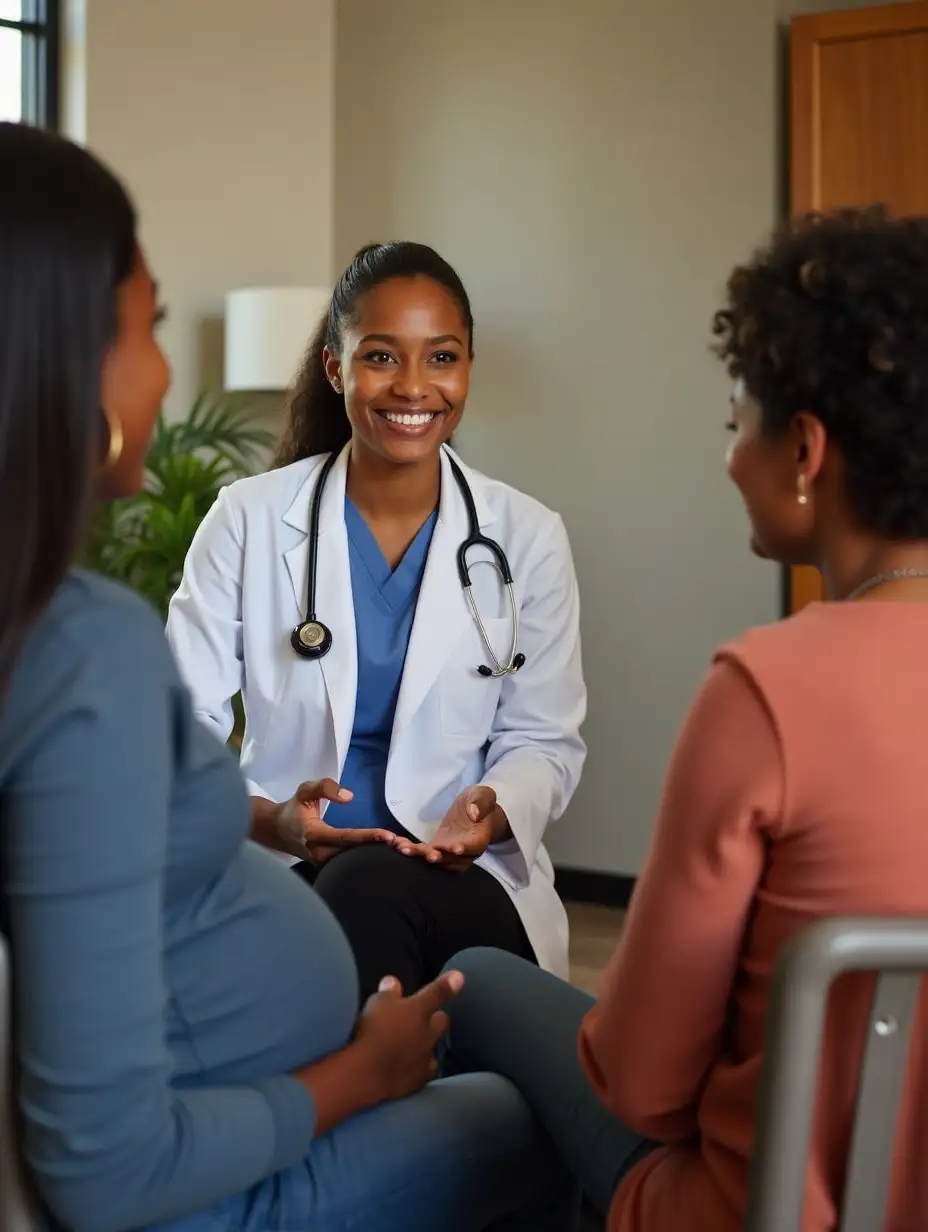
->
[224, 286, 331, 392]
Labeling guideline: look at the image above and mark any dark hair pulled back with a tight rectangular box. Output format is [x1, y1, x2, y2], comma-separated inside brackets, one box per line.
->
[274, 241, 473, 467]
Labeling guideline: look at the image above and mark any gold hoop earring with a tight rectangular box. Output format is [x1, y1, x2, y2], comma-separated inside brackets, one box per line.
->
[797, 474, 809, 506]
[101, 406, 124, 473]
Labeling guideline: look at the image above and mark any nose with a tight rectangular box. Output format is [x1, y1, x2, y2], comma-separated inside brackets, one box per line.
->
[390, 359, 428, 401]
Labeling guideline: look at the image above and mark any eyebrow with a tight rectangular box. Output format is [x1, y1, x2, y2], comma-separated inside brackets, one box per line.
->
[357, 332, 465, 348]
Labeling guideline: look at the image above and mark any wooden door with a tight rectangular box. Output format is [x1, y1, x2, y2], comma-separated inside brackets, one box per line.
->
[789, 1, 928, 612]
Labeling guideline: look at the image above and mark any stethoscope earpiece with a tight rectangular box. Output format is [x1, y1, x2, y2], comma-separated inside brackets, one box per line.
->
[476, 652, 526, 679]
[291, 620, 333, 660]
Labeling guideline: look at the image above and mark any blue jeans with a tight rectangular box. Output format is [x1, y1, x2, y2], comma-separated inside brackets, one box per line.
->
[146, 1072, 577, 1232]
[442, 949, 657, 1218]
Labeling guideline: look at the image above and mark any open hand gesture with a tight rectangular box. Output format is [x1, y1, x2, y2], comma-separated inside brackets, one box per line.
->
[276, 779, 396, 865]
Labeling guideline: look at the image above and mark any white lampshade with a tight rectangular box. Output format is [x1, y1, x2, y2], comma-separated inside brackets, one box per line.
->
[224, 286, 331, 391]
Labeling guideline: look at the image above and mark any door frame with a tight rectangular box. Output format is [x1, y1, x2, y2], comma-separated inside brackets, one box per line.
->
[784, 0, 928, 614]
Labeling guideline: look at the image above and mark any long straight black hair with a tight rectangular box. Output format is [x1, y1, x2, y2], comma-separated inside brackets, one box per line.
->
[0, 123, 137, 695]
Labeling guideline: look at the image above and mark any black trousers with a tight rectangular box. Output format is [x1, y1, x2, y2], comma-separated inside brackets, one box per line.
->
[295, 844, 537, 1003]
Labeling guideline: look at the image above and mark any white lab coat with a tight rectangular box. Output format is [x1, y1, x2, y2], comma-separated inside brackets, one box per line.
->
[165, 445, 586, 976]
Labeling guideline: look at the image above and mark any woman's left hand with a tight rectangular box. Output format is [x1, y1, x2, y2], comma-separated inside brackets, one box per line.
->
[430, 786, 508, 872]
[391, 787, 510, 870]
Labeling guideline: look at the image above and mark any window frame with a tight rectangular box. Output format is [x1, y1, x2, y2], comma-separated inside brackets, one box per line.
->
[0, 0, 60, 130]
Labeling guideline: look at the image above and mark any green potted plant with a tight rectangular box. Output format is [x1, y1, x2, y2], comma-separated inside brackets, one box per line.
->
[84, 390, 274, 742]
[84, 389, 273, 613]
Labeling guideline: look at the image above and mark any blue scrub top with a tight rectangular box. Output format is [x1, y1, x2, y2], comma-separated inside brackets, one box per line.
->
[337, 495, 437, 834]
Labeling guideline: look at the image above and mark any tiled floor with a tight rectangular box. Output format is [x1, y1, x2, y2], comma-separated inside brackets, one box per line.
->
[567, 901, 624, 996]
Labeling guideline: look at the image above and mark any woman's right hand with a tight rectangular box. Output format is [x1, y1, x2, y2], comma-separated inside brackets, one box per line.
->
[354, 971, 465, 1102]
[274, 778, 397, 864]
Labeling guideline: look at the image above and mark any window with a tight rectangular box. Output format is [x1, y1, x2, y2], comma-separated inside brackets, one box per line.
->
[0, 1, 59, 128]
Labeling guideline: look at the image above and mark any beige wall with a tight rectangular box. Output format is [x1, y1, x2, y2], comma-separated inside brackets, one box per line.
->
[335, 0, 885, 875]
[70, 0, 335, 419]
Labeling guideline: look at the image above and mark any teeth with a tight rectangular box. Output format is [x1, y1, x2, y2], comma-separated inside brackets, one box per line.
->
[383, 411, 436, 426]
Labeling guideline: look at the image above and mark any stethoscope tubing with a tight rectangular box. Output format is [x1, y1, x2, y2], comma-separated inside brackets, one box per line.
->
[292, 446, 525, 678]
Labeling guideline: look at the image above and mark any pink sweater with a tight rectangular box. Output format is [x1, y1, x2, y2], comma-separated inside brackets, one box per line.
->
[580, 602, 928, 1232]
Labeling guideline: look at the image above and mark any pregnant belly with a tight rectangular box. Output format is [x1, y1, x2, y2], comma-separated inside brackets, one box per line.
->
[165, 842, 360, 1086]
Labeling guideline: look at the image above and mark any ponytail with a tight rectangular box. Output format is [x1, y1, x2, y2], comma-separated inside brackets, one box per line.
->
[273, 308, 350, 467]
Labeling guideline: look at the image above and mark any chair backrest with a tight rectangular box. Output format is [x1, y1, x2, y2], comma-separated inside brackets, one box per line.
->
[1, 933, 40, 1232]
[745, 917, 928, 1232]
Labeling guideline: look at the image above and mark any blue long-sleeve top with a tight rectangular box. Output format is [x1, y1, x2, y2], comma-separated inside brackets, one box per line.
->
[0, 572, 359, 1232]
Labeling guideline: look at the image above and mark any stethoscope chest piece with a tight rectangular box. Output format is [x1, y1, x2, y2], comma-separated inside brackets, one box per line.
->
[291, 620, 333, 660]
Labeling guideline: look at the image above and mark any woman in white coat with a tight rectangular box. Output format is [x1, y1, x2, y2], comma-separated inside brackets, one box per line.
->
[166, 242, 586, 1000]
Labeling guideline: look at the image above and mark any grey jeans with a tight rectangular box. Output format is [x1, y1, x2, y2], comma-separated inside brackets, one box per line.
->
[443, 948, 657, 1220]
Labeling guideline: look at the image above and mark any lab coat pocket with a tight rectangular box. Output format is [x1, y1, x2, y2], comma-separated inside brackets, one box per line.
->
[440, 618, 508, 738]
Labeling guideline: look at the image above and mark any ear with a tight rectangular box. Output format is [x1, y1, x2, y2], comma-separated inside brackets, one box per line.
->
[322, 346, 343, 393]
[789, 411, 827, 484]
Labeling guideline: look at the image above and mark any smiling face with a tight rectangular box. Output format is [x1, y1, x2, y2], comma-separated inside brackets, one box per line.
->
[324, 275, 472, 466]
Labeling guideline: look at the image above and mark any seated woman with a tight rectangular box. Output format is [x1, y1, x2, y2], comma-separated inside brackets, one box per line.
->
[0, 123, 575, 1232]
[441, 207, 928, 1232]
[165, 242, 586, 1000]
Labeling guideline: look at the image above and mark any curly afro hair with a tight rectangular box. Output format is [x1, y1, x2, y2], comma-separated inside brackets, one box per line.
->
[713, 206, 928, 540]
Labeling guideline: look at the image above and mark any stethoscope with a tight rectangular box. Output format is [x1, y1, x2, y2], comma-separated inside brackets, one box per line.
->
[291, 449, 526, 679]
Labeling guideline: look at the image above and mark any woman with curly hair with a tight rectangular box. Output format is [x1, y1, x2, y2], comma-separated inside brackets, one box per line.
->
[439, 207, 928, 1232]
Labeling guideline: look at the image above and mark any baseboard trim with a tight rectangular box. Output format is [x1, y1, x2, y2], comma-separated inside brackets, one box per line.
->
[554, 866, 636, 910]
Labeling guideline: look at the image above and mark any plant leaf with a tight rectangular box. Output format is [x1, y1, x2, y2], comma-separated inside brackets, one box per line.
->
[80, 386, 273, 616]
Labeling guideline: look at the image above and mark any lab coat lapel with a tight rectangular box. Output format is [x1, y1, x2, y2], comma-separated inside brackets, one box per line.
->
[282, 447, 357, 771]
[392, 448, 491, 738]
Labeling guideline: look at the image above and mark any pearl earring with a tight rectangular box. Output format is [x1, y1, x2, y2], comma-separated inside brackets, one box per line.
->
[797, 475, 809, 506]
